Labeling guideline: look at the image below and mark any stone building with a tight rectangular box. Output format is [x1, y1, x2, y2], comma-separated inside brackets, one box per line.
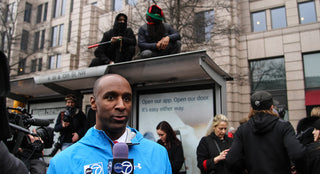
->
[2, 0, 320, 130]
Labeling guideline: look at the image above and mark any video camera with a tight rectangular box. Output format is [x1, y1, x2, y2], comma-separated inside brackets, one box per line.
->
[63, 106, 75, 122]
[6, 107, 54, 155]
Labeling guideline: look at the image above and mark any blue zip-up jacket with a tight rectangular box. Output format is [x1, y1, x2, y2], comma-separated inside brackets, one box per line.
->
[47, 127, 172, 174]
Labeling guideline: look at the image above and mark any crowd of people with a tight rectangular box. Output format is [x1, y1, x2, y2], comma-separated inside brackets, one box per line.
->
[2, 3, 320, 174]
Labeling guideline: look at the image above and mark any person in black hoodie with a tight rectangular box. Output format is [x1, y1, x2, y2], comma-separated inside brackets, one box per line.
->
[89, 13, 136, 66]
[296, 116, 320, 174]
[225, 91, 305, 174]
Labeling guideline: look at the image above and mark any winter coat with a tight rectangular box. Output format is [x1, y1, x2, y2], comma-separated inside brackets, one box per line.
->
[47, 127, 172, 174]
[197, 132, 233, 174]
[225, 113, 306, 174]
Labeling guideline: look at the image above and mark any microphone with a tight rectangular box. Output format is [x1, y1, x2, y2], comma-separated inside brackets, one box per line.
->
[108, 142, 134, 174]
[25, 118, 50, 127]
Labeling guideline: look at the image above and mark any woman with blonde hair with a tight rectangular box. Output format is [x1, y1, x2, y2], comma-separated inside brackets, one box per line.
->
[196, 114, 233, 174]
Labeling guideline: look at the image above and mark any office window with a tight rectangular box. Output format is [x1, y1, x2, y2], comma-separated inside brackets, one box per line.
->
[303, 53, 320, 89]
[127, 0, 137, 5]
[251, 11, 267, 32]
[250, 57, 286, 91]
[250, 57, 288, 119]
[43, 3, 48, 21]
[24, 2, 32, 23]
[33, 31, 40, 51]
[67, 21, 72, 42]
[21, 30, 29, 50]
[7, 3, 16, 21]
[194, 10, 214, 43]
[18, 58, 26, 75]
[51, 25, 63, 47]
[58, 24, 64, 45]
[31, 59, 37, 72]
[298, 1, 317, 24]
[36, 4, 43, 23]
[40, 30, 45, 49]
[271, 7, 287, 29]
[113, 0, 122, 11]
[48, 54, 61, 69]
[38, 58, 42, 71]
[53, 0, 66, 18]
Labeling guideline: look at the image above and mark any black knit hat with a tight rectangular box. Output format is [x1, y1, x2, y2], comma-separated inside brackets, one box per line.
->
[296, 116, 320, 145]
[250, 91, 273, 110]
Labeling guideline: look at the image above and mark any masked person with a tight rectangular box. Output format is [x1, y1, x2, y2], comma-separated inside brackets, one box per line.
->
[89, 13, 136, 66]
[54, 94, 86, 151]
[138, 5, 181, 59]
[47, 74, 172, 174]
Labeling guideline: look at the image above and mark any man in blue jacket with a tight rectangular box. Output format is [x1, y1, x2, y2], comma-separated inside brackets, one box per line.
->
[47, 74, 172, 174]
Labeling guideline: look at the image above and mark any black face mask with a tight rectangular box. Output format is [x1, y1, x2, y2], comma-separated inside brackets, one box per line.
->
[114, 23, 127, 36]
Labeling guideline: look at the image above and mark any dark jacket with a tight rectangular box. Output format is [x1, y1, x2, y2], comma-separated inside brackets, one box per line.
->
[94, 14, 136, 63]
[299, 142, 320, 174]
[157, 140, 185, 174]
[54, 108, 87, 144]
[138, 23, 180, 51]
[197, 132, 233, 174]
[225, 113, 306, 174]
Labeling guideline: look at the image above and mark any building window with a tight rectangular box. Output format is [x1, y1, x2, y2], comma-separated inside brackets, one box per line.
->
[127, 0, 137, 6]
[271, 7, 287, 29]
[24, 2, 32, 23]
[36, 4, 43, 23]
[43, 3, 48, 21]
[53, 0, 66, 18]
[250, 57, 288, 119]
[298, 1, 317, 24]
[21, 30, 29, 50]
[48, 54, 61, 69]
[33, 31, 40, 51]
[67, 21, 72, 42]
[194, 10, 214, 43]
[7, 2, 16, 22]
[113, 0, 122, 11]
[51, 24, 63, 47]
[251, 11, 267, 32]
[38, 58, 42, 71]
[18, 58, 26, 75]
[303, 52, 320, 89]
[40, 30, 45, 49]
[31, 59, 37, 72]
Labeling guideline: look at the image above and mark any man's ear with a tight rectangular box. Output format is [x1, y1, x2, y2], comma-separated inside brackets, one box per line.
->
[90, 96, 97, 111]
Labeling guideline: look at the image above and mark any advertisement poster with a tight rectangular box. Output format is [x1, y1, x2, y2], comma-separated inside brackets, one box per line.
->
[138, 89, 214, 174]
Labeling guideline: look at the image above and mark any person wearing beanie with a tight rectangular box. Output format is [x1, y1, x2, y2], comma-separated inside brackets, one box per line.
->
[225, 91, 306, 174]
[90, 13, 136, 66]
[296, 116, 320, 174]
[138, 5, 181, 59]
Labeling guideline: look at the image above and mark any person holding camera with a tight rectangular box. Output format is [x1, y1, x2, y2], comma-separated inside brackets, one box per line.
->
[54, 94, 86, 151]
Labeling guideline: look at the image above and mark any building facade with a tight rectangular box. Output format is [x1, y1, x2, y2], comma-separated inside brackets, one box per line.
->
[2, 0, 320, 129]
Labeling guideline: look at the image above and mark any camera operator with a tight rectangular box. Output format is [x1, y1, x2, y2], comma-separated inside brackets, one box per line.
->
[0, 50, 28, 173]
[54, 94, 86, 151]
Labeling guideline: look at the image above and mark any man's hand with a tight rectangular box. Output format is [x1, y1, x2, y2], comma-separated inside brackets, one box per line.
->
[156, 36, 170, 50]
[72, 132, 79, 143]
[111, 36, 122, 43]
[62, 121, 70, 127]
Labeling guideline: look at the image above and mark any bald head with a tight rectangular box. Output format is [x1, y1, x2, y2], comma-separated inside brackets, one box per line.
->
[93, 74, 131, 97]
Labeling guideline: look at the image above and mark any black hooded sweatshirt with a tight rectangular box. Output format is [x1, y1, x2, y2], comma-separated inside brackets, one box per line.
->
[225, 113, 305, 174]
[94, 13, 136, 63]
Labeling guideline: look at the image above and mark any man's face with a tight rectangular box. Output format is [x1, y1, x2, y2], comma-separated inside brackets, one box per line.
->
[118, 16, 126, 23]
[91, 75, 132, 134]
[66, 99, 76, 108]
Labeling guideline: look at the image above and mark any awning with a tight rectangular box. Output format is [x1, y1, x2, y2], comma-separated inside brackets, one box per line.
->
[9, 50, 232, 103]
